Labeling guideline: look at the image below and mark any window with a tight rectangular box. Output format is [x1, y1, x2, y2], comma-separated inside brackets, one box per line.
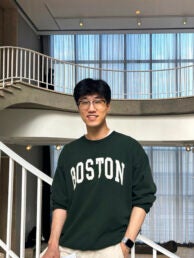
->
[51, 33, 194, 99]
[142, 147, 194, 243]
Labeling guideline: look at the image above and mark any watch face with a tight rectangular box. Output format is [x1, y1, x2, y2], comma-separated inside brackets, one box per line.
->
[122, 237, 134, 248]
[126, 239, 134, 248]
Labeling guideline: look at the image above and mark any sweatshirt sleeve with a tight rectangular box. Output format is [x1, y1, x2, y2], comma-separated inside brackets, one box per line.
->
[132, 144, 157, 213]
[51, 148, 69, 211]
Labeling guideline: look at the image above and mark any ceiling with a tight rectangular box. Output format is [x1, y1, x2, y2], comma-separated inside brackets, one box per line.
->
[2, 0, 194, 33]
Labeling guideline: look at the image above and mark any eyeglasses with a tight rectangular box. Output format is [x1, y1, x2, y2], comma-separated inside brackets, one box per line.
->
[78, 99, 106, 110]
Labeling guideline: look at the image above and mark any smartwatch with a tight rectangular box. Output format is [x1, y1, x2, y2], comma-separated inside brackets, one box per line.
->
[122, 236, 134, 248]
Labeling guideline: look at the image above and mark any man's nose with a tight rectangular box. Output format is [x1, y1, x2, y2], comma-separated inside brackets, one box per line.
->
[88, 101, 96, 111]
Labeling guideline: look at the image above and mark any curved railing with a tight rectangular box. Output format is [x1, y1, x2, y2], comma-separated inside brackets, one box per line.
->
[0, 46, 193, 99]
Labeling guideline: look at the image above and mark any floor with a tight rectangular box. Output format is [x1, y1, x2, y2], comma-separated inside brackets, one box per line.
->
[135, 247, 194, 258]
[176, 247, 194, 258]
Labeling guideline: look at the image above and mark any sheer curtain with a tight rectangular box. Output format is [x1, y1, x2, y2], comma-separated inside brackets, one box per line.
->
[143, 147, 194, 243]
[51, 33, 194, 99]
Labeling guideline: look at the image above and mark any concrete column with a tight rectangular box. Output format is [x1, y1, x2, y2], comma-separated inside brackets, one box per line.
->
[3, 8, 18, 46]
[0, 8, 3, 46]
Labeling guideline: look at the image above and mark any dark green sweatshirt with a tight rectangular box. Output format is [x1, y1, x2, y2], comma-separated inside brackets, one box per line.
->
[51, 131, 156, 250]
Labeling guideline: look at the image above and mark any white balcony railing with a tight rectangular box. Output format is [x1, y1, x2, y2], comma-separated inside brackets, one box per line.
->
[0, 141, 180, 258]
[0, 46, 194, 99]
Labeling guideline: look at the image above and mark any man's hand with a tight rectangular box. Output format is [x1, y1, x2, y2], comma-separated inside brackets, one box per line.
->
[120, 242, 130, 258]
[42, 245, 60, 258]
[42, 209, 67, 258]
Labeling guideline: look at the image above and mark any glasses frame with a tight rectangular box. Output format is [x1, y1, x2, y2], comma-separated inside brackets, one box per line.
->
[78, 99, 107, 110]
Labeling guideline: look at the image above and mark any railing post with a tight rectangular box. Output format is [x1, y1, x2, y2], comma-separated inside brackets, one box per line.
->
[24, 50, 27, 80]
[33, 52, 35, 83]
[35, 178, 43, 258]
[11, 48, 14, 84]
[28, 51, 31, 84]
[15, 48, 18, 79]
[20, 167, 27, 258]
[37, 54, 40, 87]
[131, 244, 135, 258]
[20, 49, 23, 81]
[2, 48, 5, 87]
[6, 48, 10, 81]
[6, 158, 14, 258]
[153, 249, 157, 258]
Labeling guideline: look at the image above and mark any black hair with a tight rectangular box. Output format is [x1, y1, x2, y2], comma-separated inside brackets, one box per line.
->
[73, 78, 111, 105]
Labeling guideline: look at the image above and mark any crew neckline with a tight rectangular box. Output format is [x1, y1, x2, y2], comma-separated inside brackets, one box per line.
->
[83, 130, 114, 142]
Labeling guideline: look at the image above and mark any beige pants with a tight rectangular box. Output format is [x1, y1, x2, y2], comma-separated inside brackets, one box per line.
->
[41, 243, 124, 258]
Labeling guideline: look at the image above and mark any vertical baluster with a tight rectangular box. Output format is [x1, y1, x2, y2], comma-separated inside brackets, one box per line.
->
[20, 49, 23, 81]
[46, 57, 48, 88]
[6, 158, 14, 258]
[54, 59, 57, 90]
[50, 59, 53, 86]
[24, 50, 27, 80]
[42, 56, 44, 85]
[131, 244, 135, 258]
[16, 48, 18, 79]
[29, 51, 31, 84]
[153, 248, 157, 258]
[11, 48, 14, 84]
[20, 167, 27, 258]
[7, 48, 10, 80]
[2, 48, 5, 87]
[33, 52, 35, 83]
[35, 178, 42, 258]
[37, 54, 40, 87]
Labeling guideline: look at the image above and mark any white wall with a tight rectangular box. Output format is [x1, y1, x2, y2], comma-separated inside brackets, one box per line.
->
[17, 14, 40, 51]
[0, 109, 193, 145]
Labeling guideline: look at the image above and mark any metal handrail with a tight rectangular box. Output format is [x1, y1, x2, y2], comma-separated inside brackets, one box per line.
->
[0, 46, 193, 99]
[0, 141, 180, 258]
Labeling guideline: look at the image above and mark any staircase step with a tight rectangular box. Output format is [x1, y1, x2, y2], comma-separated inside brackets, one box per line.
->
[0, 90, 4, 97]
[2, 88, 13, 94]
[11, 84, 22, 90]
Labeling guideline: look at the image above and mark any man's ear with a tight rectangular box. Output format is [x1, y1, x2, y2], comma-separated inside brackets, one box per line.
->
[107, 103, 111, 113]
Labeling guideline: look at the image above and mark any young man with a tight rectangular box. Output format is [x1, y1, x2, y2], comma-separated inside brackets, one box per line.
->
[42, 78, 156, 258]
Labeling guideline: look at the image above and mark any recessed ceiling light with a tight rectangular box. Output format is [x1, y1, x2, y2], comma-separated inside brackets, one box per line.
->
[136, 10, 141, 15]
[182, 17, 187, 25]
[56, 144, 62, 150]
[79, 19, 84, 27]
[185, 145, 191, 152]
[137, 18, 142, 27]
[26, 144, 32, 151]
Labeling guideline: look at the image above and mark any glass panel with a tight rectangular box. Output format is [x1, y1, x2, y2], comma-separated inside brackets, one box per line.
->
[177, 33, 194, 60]
[76, 35, 99, 61]
[126, 34, 150, 60]
[152, 34, 176, 60]
[101, 34, 124, 60]
[101, 63, 124, 99]
[126, 63, 150, 99]
[76, 63, 100, 83]
[177, 62, 194, 97]
[53, 35, 75, 61]
[152, 63, 176, 98]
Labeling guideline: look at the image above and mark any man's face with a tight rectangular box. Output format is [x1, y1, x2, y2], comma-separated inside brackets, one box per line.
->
[77, 94, 110, 129]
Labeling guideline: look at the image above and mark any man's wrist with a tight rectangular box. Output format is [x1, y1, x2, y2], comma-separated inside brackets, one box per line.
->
[120, 242, 130, 254]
